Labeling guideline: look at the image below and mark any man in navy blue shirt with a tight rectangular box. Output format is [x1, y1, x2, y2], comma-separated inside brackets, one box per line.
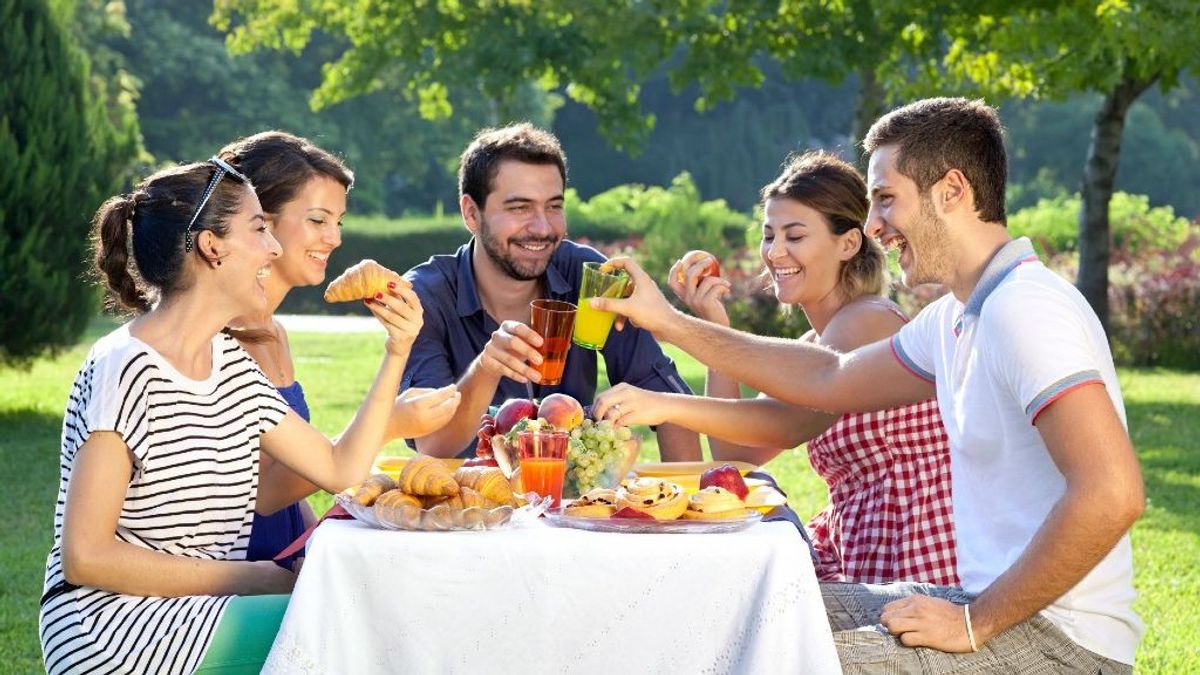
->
[401, 123, 702, 459]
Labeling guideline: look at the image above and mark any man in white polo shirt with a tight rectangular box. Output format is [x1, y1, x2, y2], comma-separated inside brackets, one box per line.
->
[588, 98, 1144, 672]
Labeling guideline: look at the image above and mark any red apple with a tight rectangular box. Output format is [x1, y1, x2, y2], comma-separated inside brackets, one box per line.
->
[674, 250, 721, 286]
[538, 393, 585, 431]
[494, 398, 537, 434]
[699, 464, 749, 500]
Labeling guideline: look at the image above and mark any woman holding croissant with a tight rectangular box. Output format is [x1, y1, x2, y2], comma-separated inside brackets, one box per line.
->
[218, 132, 460, 569]
[593, 152, 958, 586]
[39, 158, 421, 674]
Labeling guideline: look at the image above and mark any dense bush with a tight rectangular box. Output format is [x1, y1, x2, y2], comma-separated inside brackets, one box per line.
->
[1, 0, 140, 365]
[1009, 192, 1193, 258]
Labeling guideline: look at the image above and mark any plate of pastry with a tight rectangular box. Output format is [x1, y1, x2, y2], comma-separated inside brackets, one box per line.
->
[337, 456, 547, 531]
[542, 479, 764, 534]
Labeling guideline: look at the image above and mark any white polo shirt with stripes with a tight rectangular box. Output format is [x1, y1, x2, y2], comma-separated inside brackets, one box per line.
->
[40, 324, 291, 674]
[890, 237, 1142, 665]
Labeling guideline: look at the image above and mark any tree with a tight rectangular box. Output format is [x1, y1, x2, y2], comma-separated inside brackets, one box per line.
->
[121, 0, 555, 215]
[211, 0, 959, 153]
[0, 0, 140, 365]
[938, 1, 1200, 331]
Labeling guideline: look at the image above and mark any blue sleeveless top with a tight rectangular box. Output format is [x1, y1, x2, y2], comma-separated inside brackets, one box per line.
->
[246, 380, 310, 567]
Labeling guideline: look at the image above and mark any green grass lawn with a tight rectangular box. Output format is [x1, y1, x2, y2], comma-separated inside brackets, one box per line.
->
[2, 324, 1197, 671]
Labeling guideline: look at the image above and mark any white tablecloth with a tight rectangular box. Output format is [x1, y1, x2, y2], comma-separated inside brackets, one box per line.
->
[264, 518, 841, 674]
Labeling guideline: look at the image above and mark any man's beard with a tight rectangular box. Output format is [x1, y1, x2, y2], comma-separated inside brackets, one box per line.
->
[900, 196, 953, 288]
[477, 217, 560, 281]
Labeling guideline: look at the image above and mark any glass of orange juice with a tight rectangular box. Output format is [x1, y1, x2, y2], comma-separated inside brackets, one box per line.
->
[573, 262, 630, 350]
[529, 299, 576, 386]
[516, 431, 568, 507]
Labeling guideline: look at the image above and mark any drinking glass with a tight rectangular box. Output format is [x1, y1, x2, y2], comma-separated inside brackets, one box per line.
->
[572, 262, 630, 350]
[516, 431, 569, 507]
[529, 299, 576, 386]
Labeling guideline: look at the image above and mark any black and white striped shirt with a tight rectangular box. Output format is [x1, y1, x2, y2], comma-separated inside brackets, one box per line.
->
[40, 325, 291, 674]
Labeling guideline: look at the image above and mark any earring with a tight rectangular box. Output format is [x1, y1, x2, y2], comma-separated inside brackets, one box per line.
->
[216, 260, 222, 267]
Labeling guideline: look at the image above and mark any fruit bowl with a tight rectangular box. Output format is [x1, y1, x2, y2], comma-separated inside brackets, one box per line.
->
[563, 421, 640, 498]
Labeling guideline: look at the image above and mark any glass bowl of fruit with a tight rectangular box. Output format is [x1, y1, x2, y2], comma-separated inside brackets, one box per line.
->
[563, 418, 640, 499]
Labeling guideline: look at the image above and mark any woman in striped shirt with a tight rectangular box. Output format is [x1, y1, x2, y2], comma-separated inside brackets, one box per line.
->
[593, 152, 958, 586]
[219, 132, 460, 570]
[40, 157, 421, 674]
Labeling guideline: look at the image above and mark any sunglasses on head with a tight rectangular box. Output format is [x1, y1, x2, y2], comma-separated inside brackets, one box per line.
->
[184, 156, 250, 253]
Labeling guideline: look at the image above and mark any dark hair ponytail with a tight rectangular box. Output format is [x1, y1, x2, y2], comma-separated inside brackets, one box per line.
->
[92, 193, 152, 314]
[89, 162, 248, 314]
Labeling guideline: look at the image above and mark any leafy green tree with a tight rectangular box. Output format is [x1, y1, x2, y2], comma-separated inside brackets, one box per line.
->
[1, 0, 140, 365]
[938, 0, 1200, 331]
[211, 0, 961, 152]
[118, 0, 556, 215]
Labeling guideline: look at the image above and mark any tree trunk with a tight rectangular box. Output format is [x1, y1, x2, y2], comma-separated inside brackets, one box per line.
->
[851, 67, 885, 164]
[1077, 74, 1156, 333]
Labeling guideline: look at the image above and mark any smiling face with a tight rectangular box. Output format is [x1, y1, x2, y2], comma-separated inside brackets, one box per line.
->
[212, 186, 282, 314]
[865, 144, 953, 288]
[760, 197, 860, 306]
[264, 175, 346, 288]
[469, 160, 566, 281]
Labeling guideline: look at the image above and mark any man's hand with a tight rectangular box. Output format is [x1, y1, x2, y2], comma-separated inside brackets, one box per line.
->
[477, 320, 544, 384]
[591, 382, 674, 427]
[879, 595, 976, 653]
[587, 257, 680, 337]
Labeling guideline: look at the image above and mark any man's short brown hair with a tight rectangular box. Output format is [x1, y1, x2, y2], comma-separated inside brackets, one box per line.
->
[863, 98, 1007, 224]
[458, 123, 567, 209]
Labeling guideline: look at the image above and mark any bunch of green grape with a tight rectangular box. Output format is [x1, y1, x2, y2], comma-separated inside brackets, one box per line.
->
[565, 418, 634, 498]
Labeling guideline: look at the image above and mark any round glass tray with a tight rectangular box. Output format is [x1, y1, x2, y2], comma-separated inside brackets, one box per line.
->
[335, 491, 549, 532]
[543, 510, 761, 534]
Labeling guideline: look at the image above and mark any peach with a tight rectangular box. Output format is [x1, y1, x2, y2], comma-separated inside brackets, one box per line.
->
[674, 250, 721, 286]
[538, 393, 585, 431]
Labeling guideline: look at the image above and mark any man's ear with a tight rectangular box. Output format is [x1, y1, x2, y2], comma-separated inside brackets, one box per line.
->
[938, 169, 971, 215]
[460, 194, 481, 235]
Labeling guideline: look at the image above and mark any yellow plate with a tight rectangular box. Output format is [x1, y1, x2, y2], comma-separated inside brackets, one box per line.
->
[374, 456, 465, 481]
[632, 460, 758, 477]
[654, 474, 770, 494]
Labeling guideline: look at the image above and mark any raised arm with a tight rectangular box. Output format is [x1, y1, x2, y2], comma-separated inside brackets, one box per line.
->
[414, 320, 543, 457]
[61, 432, 295, 597]
[591, 257, 934, 414]
[257, 284, 420, 512]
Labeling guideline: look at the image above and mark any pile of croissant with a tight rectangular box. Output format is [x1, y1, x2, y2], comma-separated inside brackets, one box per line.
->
[348, 456, 523, 530]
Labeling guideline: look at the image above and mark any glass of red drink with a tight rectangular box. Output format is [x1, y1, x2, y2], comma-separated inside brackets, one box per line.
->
[516, 430, 569, 507]
[529, 299, 576, 386]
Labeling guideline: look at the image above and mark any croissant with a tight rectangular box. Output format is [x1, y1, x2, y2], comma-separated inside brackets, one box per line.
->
[453, 466, 514, 505]
[373, 489, 423, 529]
[399, 455, 460, 497]
[351, 473, 397, 506]
[323, 259, 406, 302]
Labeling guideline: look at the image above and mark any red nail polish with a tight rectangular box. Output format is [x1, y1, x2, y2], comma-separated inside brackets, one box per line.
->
[387, 281, 396, 290]
[375, 292, 383, 300]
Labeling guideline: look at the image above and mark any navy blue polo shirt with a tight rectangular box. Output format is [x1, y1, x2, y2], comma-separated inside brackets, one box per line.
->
[402, 239, 693, 456]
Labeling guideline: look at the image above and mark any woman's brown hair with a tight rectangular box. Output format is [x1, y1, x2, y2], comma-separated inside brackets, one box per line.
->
[760, 151, 886, 300]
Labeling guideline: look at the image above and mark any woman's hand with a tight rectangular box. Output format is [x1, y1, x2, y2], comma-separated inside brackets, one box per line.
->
[668, 256, 732, 326]
[365, 280, 423, 357]
[388, 385, 462, 440]
[591, 383, 675, 427]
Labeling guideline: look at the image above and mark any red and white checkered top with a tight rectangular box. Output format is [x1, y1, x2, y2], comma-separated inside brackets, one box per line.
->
[805, 397, 958, 586]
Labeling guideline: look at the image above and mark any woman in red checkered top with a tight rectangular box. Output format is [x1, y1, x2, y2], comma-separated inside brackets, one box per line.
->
[596, 151, 956, 586]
